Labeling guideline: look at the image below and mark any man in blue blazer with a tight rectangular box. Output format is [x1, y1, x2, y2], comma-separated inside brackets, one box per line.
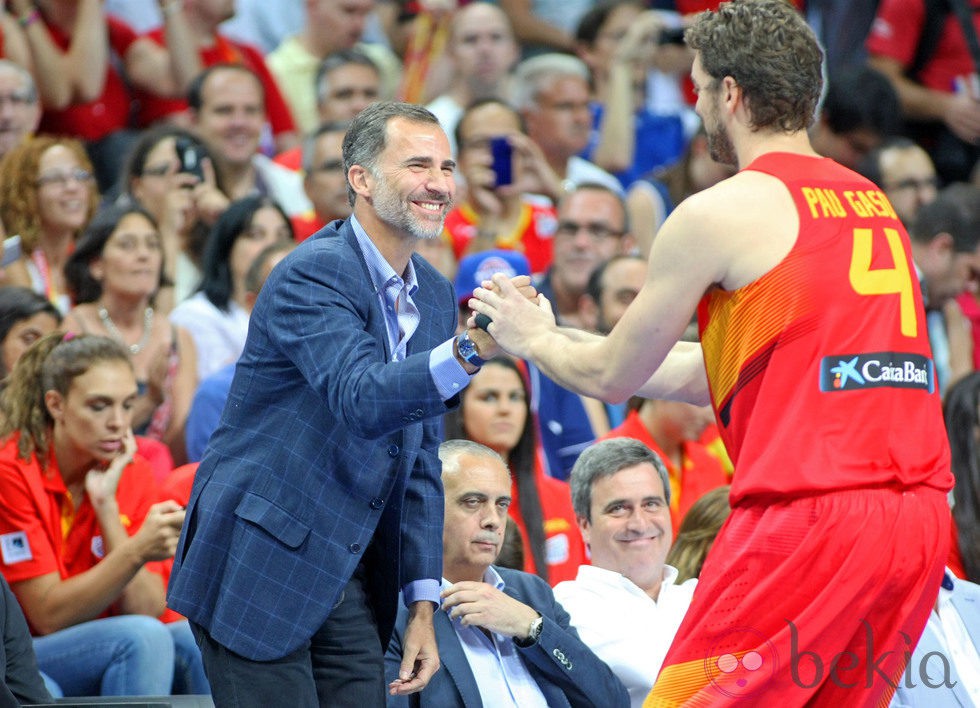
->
[891, 571, 980, 707]
[167, 102, 498, 707]
[385, 440, 629, 707]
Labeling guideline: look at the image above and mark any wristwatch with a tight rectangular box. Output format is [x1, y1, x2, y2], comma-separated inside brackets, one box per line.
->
[516, 615, 544, 647]
[456, 330, 486, 369]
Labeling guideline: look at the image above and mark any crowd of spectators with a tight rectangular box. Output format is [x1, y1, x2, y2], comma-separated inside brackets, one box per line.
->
[0, 0, 979, 703]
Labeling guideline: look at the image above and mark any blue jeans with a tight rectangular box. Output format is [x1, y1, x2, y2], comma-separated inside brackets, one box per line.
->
[169, 619, 210, 695]
[33, 615, 174, 696]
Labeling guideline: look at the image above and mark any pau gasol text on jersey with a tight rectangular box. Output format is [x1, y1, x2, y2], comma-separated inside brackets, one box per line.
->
[819, 352, 935, 394]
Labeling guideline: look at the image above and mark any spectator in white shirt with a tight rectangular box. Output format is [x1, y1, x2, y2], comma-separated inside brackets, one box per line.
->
[891, 570, 980, 707]
[554, 437, 697, 708]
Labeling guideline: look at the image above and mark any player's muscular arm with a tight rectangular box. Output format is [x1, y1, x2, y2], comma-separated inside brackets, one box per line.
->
[473, 171, 796, 403]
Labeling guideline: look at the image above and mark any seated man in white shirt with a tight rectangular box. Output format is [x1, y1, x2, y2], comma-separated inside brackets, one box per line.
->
[891, 570, 980, 707]
[384, 439, 628, 707]
[554, 437, 697, 707]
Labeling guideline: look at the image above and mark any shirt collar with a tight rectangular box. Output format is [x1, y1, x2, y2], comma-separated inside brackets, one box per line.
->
[573, 562, 680, 596]
[350, 214, 419, 296]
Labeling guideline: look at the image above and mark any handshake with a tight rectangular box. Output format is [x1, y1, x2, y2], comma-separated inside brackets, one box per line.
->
[464, 274, 550, 362]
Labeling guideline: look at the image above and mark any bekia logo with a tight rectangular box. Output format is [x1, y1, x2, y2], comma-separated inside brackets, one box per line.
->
[820, 352, 934, 393]
[703, 620, 957, 700]
[704, 626, 779, 698]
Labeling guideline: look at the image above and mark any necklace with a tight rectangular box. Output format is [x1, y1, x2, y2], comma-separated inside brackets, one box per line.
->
[98, 305, 154, 355]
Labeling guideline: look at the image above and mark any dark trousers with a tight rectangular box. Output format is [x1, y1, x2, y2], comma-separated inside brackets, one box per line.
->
[190, 563, 385, 708]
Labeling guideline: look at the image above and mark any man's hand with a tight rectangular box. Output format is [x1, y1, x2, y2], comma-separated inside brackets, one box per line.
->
[944, 91, 980, 145]
[469, 273, 556, 360]
[505, 134, 565, 203]
[191, 158, 230, 225]
[441, 581, 539, 639]
[389, 601, 440, 696]
[465, 275, 539, 361]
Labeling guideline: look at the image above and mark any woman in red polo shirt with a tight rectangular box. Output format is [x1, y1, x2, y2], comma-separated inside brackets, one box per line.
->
[0, 333, 205, 697]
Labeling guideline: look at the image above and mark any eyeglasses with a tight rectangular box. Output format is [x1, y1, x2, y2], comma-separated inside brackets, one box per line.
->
[35, 168, 93, 188]
[537, 99, 591, 114]
[310, 159, 344, 174]
[555, 220, 624, 241]
[885, 176, 938, 192]
[0, 91, 34, 107]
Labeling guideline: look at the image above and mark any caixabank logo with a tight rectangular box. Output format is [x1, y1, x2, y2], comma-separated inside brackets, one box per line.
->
[819, 352, 935, 394]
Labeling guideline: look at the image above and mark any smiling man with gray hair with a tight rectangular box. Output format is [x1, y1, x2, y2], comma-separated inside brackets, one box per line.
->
[554, 437, 697, 708]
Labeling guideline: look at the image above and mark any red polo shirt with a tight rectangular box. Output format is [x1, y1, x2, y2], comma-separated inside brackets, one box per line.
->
[0, 434, 165, 629]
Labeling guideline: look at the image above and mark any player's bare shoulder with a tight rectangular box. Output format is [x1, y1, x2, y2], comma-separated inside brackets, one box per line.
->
[669, 167, 799, 291]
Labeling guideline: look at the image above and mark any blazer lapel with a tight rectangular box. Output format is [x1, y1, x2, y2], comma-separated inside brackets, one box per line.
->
[342, 222, 393, 362]
[407, 254, 444, 358]
[434, 611, 483, 708]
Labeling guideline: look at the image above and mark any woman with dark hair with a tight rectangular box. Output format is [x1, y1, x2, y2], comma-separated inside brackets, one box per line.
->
[444, 356, 587, 584]
[63, 204, 197, 464]
[0, 332, 206, 697]
[120, 125, 229, 307]
[169, 195, 292, 380]
[943, 372, 980, 583]
[0, 286, 62, 378]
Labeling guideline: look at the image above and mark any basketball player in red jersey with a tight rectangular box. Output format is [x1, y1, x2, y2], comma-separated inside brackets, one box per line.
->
[470, 1, 953, 705]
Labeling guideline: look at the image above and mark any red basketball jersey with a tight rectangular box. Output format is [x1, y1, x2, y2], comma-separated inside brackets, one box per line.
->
[697, 152, 952, 504]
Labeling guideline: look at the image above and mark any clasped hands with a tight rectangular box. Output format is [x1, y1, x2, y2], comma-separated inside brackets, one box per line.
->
[465, 273, 557, 361]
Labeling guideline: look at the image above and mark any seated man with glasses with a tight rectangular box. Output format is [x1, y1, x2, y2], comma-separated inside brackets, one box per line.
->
[857, 136, 939, 228]
[531, 183, 637, 478]
[535, 183, 636, 329]
[0, 60, 40, 164]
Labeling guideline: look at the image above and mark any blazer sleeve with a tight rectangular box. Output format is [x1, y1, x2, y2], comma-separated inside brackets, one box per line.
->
[399, 416, 446, 590]
[513, 574, 630, 708]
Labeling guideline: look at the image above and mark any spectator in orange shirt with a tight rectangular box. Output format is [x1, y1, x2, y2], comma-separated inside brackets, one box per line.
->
[0, 333, 205, 696]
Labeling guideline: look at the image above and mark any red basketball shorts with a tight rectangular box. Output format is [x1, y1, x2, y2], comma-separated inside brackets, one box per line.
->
[646, 485, 950, 708]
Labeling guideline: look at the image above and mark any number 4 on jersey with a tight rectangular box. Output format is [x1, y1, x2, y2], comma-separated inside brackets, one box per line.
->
[849, 227, 917, 338]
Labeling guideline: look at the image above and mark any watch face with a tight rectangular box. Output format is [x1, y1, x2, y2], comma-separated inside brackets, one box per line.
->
[458, 332, 483, 365]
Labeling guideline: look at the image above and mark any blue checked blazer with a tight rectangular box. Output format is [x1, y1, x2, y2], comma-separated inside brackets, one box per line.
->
[167, 218, 458, 662]
[384, 567, 630, 708]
